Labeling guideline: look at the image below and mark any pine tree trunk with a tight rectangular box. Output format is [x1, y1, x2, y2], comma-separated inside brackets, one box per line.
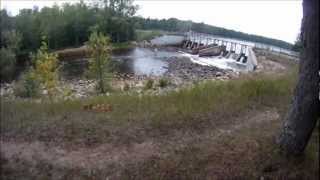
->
[278, 0, 319, 155]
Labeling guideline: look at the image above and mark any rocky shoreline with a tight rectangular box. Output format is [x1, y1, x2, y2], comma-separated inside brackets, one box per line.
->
[164, 56, 237, 81]
[1, 55, 238, 101]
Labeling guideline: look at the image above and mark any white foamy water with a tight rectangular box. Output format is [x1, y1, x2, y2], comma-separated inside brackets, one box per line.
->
[179, 51, 248, 72]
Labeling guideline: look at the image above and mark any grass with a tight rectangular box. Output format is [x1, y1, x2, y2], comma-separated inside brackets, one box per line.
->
[1, 72, 296, 145]
[255, 48, 298, 67]
[56, 42, 134, 61]
[112, 42, 135, 53]
[144, 79, 154, 90]
[1, 68, 319, 179]
[135, 29, 165, 42]
[158, 78, 170, 88]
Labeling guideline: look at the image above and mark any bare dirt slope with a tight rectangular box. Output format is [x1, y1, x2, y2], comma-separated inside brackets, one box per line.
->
[3, 108, 316, 179]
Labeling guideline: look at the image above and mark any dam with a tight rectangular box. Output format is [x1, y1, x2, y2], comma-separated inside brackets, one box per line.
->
[149, 31, 258, 71]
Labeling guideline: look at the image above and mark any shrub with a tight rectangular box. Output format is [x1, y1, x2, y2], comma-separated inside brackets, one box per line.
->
[123, 83, 130, 91]
[144, 79, 154, 90]
[158, 78, 170, 88]
[135, 30, 163, 41]
[0, 30, 22, 82]
[0, 48, 16, 82]
[86, 31, 112, 94]
[32, 39, 59, 99]
[14, 70, 40, 98]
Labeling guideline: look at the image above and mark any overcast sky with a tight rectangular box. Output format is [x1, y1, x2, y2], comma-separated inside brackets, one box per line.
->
[1, 0, 303, 43]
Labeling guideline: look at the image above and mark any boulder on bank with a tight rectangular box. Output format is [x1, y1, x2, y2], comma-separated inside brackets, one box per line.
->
[164, 56, 229, 81]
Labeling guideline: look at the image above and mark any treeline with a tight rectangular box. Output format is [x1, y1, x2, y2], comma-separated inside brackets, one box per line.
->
[1, 0, 295, 82]
[133, 17, 293, 50]
[1, 0, 294, 54]
[1, 0, 137, 81]
[1, 0, 137, 53]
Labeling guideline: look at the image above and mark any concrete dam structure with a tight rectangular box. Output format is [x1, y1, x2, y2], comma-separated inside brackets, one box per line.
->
[148, 31, 258, 71]
[182, 31, 258, 71]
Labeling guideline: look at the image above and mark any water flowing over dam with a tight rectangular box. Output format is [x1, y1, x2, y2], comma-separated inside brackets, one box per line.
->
[149, 31, 258, 71]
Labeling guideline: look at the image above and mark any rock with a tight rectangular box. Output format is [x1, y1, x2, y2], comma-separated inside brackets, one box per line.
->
[164, 56, 229, 82]
[216, 72, 223, 77]
[42, 90, 48, 95]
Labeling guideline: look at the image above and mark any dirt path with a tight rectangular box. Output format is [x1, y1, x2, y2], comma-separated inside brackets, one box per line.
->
[1, 108, 279, 177]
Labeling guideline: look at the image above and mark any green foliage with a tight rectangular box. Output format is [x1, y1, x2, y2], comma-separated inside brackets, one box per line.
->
[4, 72, 296, 142]
[158, 78, 170, 88]
[86, 32, 112, 93]
[2, 71, 318, 180]
[13, 70, 40, 98]
[144, 79, 154, 90]
[0, 30, 22, 82]
[1, 30, 22, 51]
[0, 0, 137, 54]
[133, 17, 293, 50]
[123, 83, 130, 91]
[135, 29, 164, 41]
[32, 39, 59, 98]
[112, 42, 134, 51]
[0, 48, 16, 82]
[0, 0, 293, 61]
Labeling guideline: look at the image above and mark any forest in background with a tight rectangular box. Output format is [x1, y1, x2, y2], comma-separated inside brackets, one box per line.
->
[1, 0, 296, 82]
[1, 0, 295, 51]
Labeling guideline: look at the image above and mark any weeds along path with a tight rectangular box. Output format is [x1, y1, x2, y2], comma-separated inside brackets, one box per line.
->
[1, 108, 279, 176]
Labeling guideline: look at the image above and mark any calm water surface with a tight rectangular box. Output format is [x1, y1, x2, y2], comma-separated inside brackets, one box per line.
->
[112, 47, 180, 76]
[61, 46, 252, 79]
[61, 47, 181, 78]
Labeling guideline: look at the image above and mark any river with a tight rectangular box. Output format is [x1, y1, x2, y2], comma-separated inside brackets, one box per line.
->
[61, 46, 253, 79]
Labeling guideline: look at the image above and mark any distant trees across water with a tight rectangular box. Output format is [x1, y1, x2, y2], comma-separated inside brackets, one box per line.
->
[1, 0, 295, 81]
[1, 1, 294, 54]
[1, 0, 137, 54]
[133, 17, 294, 50]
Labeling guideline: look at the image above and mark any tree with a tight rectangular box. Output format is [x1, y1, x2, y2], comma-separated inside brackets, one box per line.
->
[292, 34, 303, 53]
[0, 30, 22, 82]
[32, 39, 59, 99]
[86, 31, 112, 93]
[0, 48, 16, 82]
[278, 0, 319, 155]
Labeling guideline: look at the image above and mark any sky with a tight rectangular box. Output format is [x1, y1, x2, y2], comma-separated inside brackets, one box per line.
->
[1, 0, 303, 43]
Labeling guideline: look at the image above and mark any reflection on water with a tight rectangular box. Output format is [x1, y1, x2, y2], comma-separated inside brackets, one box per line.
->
[61, 47, 180, 78]
[112, 47, 179, 76]
[61, 47, 252, 79]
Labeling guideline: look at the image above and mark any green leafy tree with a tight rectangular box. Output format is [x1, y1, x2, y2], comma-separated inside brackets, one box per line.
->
[0, 48, 16, 82]
[0, 30, 22, 82]
[86, 31, 112, 93]
[32, 39, 59, 99]
[13, 69, 40, 98]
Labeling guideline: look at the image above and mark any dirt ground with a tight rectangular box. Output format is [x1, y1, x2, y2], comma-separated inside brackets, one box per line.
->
[1, 108, 282, 179]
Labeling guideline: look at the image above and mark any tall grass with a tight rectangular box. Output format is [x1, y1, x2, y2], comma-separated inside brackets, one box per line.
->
[1, 72, 297, 144]
[135, 29, 164, 41]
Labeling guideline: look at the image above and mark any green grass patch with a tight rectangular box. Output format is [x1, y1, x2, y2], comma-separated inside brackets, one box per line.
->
[144, 79, 154, 90]
[135, 29, 165, 42]
[1, 72, 296, 146]
[158, 78, 170, 88]
[3, 70, 318, 179]
[112, 42, 134, 52]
